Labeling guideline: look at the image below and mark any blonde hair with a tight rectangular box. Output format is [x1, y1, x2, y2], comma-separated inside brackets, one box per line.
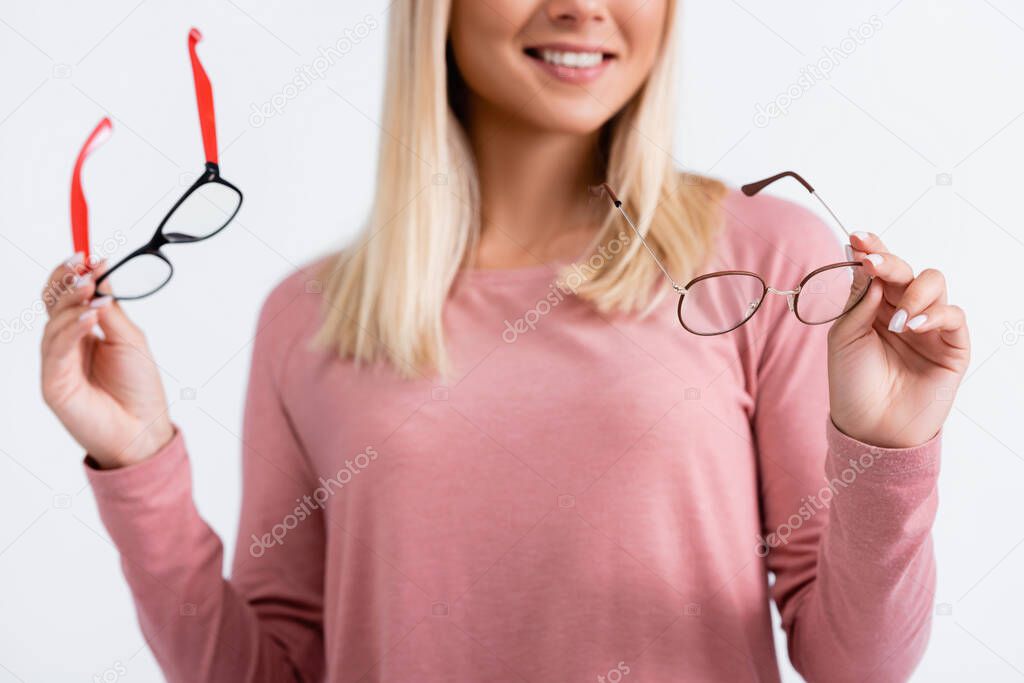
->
[315, 0, 726, 379]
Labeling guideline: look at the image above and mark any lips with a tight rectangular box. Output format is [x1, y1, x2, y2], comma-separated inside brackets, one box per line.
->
[523, 43, 616, 84]
[524, 43, 616, 65]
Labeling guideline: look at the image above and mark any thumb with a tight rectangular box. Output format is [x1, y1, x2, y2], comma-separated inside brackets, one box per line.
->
[830, 277, 883, 342]
[95, 299, 144, 345]
[91, 261, 144, 344]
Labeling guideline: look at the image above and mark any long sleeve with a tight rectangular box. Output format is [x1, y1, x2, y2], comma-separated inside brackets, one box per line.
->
[750, 222, 940, 682]
[84, 292, 325, 683]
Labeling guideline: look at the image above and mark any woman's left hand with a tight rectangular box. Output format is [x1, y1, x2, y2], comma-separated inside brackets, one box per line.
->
[826, 231, 970, 449]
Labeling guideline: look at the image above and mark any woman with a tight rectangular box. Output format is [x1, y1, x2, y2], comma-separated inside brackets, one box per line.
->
[40, 1, 969, 681]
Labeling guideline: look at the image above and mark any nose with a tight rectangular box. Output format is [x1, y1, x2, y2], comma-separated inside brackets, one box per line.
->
[545, 0, 608, 25]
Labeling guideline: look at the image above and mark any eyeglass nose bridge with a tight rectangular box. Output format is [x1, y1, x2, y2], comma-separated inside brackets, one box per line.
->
[766, 285, 801, 312]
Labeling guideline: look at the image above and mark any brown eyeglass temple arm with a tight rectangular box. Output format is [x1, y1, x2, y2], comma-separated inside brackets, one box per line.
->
[589, 183, 685, 292]
[741, 170, 851, 239]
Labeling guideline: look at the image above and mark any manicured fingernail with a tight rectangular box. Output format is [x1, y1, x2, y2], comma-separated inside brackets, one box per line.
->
[67, 252, 85, 266]
[852, 231, 870, 241]
[888, 308, 908, 333]
[864, 253, 884, 267]
[90, 296, 113, 308]
[78, 310, 98, 323]
[73, 273, 93, 289]
[906, 314, 928, 330]
[844, 244, 854, 260]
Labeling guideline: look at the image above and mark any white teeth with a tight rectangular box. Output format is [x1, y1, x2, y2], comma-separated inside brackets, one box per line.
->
[539, 49, 603, 68]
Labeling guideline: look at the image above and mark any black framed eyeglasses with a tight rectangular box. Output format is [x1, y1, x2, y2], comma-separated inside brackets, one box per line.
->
[71, 28, 242, 301]
[591, 171, 873, 336]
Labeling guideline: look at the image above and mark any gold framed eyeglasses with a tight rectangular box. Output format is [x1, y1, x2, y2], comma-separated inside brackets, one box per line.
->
[591, 171, 872, 336]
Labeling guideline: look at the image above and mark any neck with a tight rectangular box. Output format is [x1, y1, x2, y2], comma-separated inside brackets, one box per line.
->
[465, 95, 605, 269]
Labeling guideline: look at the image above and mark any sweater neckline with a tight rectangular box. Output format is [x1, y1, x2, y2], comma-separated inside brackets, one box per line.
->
[457, 248, 592, 286]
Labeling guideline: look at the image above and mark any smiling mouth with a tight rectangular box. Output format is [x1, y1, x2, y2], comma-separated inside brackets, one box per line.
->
[523, 46, 616, 69]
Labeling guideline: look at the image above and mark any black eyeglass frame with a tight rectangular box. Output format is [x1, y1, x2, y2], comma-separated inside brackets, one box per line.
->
[93, 162, 242, 301]
[85, 28, 242, 302]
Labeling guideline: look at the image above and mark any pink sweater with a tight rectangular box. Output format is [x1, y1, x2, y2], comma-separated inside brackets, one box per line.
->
[86, 190, 940, 683]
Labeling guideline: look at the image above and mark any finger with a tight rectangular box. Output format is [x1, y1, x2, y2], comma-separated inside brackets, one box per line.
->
[45, 305, 99, 361]
[86, 260, 144, 344]
[904, 303, 970, 350]
[858, 250, 914, 307]
[42, 304, 83, 356]
[41, 304, 97, 394]
[94, 295, 144, 346]
[48, 272, 97, 317]
[43, 254, 91, 312]
[850, 231, 912, 286]
[849, 231, 889, 255]
[41, 297, 109, 356]
[40, 306, 102, 409]
[92, 259, 114, 298]
[886, 269, 947, 332]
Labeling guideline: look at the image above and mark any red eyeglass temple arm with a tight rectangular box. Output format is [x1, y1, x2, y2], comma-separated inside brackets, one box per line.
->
[188, 28, 218, 166]
[70, 117, 113, 267]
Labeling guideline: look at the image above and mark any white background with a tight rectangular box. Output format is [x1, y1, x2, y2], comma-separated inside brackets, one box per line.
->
[1, 1, 1022, 681]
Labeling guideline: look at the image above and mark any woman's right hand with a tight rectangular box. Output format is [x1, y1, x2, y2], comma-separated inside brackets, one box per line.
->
[40, 256, 175, 470]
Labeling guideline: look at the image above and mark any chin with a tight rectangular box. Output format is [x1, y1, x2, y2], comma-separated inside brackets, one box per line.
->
[514, 91, 617, 136]
[458, 46, 631, 137]
[533, 112, 609, 136]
